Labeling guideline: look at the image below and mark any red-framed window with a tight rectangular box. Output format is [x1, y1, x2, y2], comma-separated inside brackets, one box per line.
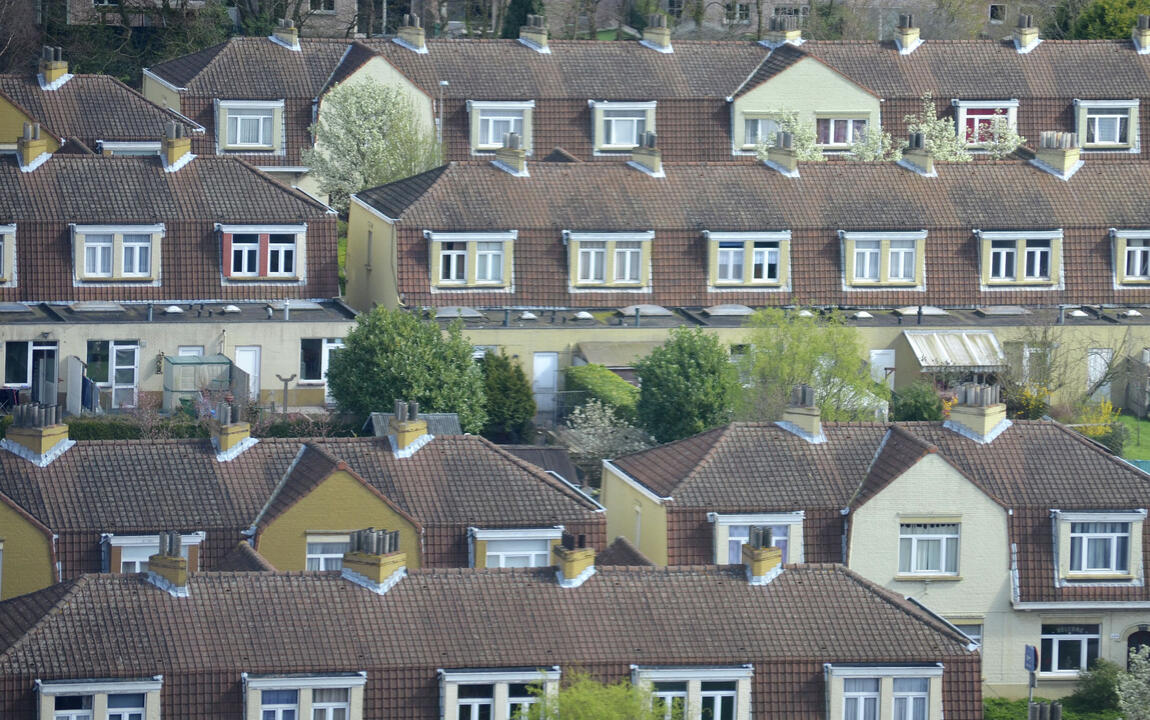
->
[220, 231, 300, 279]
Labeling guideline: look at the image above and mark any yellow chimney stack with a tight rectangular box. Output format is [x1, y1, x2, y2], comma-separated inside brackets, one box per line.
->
[162, 121, 192, 170]
[554, 534, 595, 588]
[780, 384, 824, 442]
[389, 399, 430, 456]
[147, 531, 190, 597]
[895, 14, 922, 54]
[742, 526, 783, 584]
[641, 14, 672, 53]
[212, 402, 255, 460]
[945, 383, 1009, 443]
[629, 132, 664, 177]
[396, 15, 428, 54]
[271, 18, 300, 50]
[341, 528, 407, 594]
[1, 403, 72, 466]
[765, 131, 799, 177]
[17, 122, 49, 170]
[38, 46, 68, 86]
[519, 14, 550, 53]
[494, 133, 528, 176]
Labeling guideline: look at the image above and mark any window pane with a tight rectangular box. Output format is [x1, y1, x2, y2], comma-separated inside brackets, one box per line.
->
[300, 338, 323, 380]
[313, 688, 348, 703]
[86, 340, 110, 383]
[108, 694, 145, 708]
[263, 690, 298, 705]
[893, 678, 928, 693]
[844, 678, 879, 692]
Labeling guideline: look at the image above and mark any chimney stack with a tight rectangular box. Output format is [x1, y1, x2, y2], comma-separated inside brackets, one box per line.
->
[494, 132, 529, 176]
[899, 132, 936, 176]
[388, 399, 431, 456]
[519, 14, 550, 53]
[764, 131, 799, 177]
[1, 402, 72, 465]
[38, 45, 69, 87]
[944, 383, 1009, 443]
[341, 527, 407, 594]
[762, 15, 803, 48]
[743, 525, 783, 585]
[554, 532, 595, 588]
[1135, 15, 1150, 53]
[1031, 131, 1082, 180]
[628, 131, 664, 177]
[779, 384, 825, 443]
[641, 14, 673, 53]
[895, 14, 922, 54]
[1013, 14, 1040, 53]
[396, 14, 428, 54]
[146, 530, 189, 597]
[162, 121, 192, 171]
[212, 402, 254, 460]
[270, 18, 300, 51]
[17, 122, 49, 171]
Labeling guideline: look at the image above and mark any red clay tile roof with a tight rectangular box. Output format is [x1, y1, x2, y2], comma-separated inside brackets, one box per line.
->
[501, 444, 581, 485]
[0, 73, 200, 148]
[849, 424, 940, 509]
[216, 542, 278, 572]
[148, 37, 350, 97]
[596, 536, 654, 566]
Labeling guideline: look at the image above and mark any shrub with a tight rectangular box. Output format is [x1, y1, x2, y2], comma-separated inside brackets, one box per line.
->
[564, 364, 639, 421]
[1005, 384, 1050, 420]
[904, 92, 973, 163]
[1068, 658, 1122, 711]
[481, 352, 536, 441]
[0, 414, 10, 438]
[64, 417, 210, 440]
[891, 382, 943, 421]
[252, 413, 360, 438]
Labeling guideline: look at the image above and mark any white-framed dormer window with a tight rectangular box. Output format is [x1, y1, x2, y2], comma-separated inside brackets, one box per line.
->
[1070, 521, 1130, 573]
[888, 240, 917, 282]
[1025, 239, 1051, 279]
[567, 231, 654, 291]
[1111, 229, 1150, 285]
[440, 242, 467, 283]
[990, 239, 1015, 280]
[708, 512, 804, 565]
[227, 108, 274, 147]
[826, 665, 943, 720]
[892, 678, 929, 720]
[1126, 239, 1150, 280]
[85, 234, 113, 277]
[1053, 510, 1145, 583]
[469, 527, 562, 568]
[72, 223, 164, 285]
[440, 668, 560, 720]
[426, 231, 516, 290]
[243, 673, 367, 720]
[467, 101, 535, 154]
[1075, 99, 1139, 152]
[843, 678, 879, 720]
[614, 242, 642, 283]
[268, 234, 297, 277]
[476, 242, 504, 283]
[717, 242, 744, 282]
[706, 231, 790, 290]
[578, 241, 606, 283]
[102, 532, 205, 574]
[854, 240, 880, 281]
[37, 678, 163, 720]
[816, 117, 867, 147]
[898, 523, 959, 576]
[216, 99, 284, 153]
[952, 99, 1019, 146]
[840, 231, 927, 289]
[589, 101, 657, 152]
[979, 229, 1063, 288]
[0, 223, 14, 286]
[306, 533, 351, 570]
[218, 224, 307, 283]
[122, 234, 152, 277]
[231, 234, 260, 276]
[631, 666, 753, 720]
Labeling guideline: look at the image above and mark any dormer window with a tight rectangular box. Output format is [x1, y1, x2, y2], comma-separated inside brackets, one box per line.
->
[469, 527, 562, 568]
[978, 230, 1062, 289]
[102, 532, 204, 573]
[840, 231, 926, 289]
[1112, 230, 1150, 285]
[468, 101, 535, 154]
[440, 668, 560, 720]
[243, 673, 367, 720]
[0, 224, 14, 287]
[707, 232, 791, 290]
[218, 224, 307, 283]
[1052, 510, 1145, 585]
[215, 100, 285, 154]
[71, 224, 164, 285]
[426, 231, 515, 290]
[589, 101, 657, 153]
[1074, 99, 1139, 152]
[37, 678, 163, 720]
[953, 100, 1019, 146]
[566, 231, 653, 291]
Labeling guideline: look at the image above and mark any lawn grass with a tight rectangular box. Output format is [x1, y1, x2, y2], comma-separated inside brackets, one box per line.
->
[1117, 412, 1150, 460]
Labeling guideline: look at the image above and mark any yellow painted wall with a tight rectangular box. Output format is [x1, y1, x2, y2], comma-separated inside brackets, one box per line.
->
[141, 74, 182, 113]
[256, 469, 421, 570]
[732, 57, 881, 148]
[601, 463, 668, 565]
[345, 201, 399, 311]
[0, 96, 62, 151]
[0, 503, 54, 600]
[325, 56, 434, 140]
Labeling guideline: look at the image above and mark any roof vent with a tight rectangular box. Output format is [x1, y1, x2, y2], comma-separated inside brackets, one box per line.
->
[944, 382, 1010, 444]
[777, 384, 825, 444]
[493, 132, 529, 177]
[269, 18, 301, 51]
[628, 131, 664, 177]
[898, 132, 936, 177]
[554, 532, 595, 588]
[341, 528, 407, 595]
[519, 14, 550, 53]
[895, 14, 923, 54]
[641, 14, 672, 53]
[0, 403, 73, 466]
[761, 15, 803, 49]
[1013, 14, 1040, 53]
[1136, 15, 1150, 53]
[38, 45, 70, 89]
[395, 14, 428, 54]
[764, 131, 799, 177]
[1031, 131, 1082, 181]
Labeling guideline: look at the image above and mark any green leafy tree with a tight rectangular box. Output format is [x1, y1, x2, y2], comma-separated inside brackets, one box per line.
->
[481, 352, 536, 440]
[501, 0, 541, 37]
[739, 308, 889, 422]
[563, 364, 639, 422]
[1071, 0, 1150, 38]
[847, 126, 904, 162]
[905, 92, 973, 163]
[525, 672, 676, 720]
[982, 114, 1026, 160]
[1119, 646, 1150, 719]
[755, 111, 825, 162]
[325, 307, 486, 432]
[304, 78, 442, 212]
[557, 399, 653, 485]
[635, 328, 739, 443]
[1067, 658, 1122, 711]
[891, 382, 943, 421]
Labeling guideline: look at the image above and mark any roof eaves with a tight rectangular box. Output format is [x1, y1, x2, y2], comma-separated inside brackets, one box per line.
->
[0, 576, 87, 663]
[478, 437, 604, 512]
[603, 458, 671, 504]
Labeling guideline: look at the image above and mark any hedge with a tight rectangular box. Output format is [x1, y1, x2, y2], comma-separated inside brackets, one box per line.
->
[564, 364, 639, 421]
[65, 417, 210, 440]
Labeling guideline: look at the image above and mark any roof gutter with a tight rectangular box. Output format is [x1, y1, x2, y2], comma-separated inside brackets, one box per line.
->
[142, 68, 186, 94]
[602, 459, 670, 504]
[350, 194, 398, 224]
[906, 596, 981, 652]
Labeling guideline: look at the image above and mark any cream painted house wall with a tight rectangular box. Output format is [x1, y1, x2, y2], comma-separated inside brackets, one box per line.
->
[730, 57, 881, 153]
[321, 56, 435, 142]
[849, 454, 1013, 689]
[345, 198, 399, 311]
[601, 461, 668, 565]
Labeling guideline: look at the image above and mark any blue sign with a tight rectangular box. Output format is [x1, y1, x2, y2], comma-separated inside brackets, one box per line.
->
[1025, 644, 1038, 672]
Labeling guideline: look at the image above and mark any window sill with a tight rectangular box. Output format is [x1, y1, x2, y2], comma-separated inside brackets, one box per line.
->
[712, 282, 784, 288]
[1064, 573, 1136, 581]
[297, 380, 327, 386]
[1037, 673, 1083, 680]
[1119, 277, 1150, 284]
[223, 146, 276, 153]
[227, 275, 300, 282]
[433, 283, 510, 289]
[597, 145, 640, 152]
[849, 280, 918, 287]
[894, 574, 963, 582]
[76, 276, 157, 283]
[986, 279, 1056, 286]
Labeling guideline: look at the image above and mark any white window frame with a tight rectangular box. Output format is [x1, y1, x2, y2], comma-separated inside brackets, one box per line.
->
[1054, 510, 1146, 582]
[467, 101, 535, 153]
[898, 523, 960, 576]
[1024, 239, 1051, 280]
[72, 224, 164, 284]
[106, 692, 147, 720]
[425, 231, 516, 289]
[84, 233, 113, 277]
[752, 241, 780, 282]
[603, 110, 647, 148]
[717, 242, 744, 283]
[566, 231, 654, 291]
[842, 677, 879, 720]
[1040, 624, 1101, 675]
[952, 99, 1019, 146]
[630, 666, 753, 720]
[440, 668, 561, 720]
[104, 532, 204, 573]
[306, 533, 351, 571]
[990, 240, 1016, 280]
[708, 512, 804, 564]
[121, 234, 152, 277]
[578, 241, 606, 283]
[743, 116, 779, 148]
[469, 527, 562, 568]
[267, 234, 297, 278]
[440, 242, 467, 283]
[3, 339, 57, 388]
[854, 239, 881, 281]
[1075, 99, 1139, 151]
[0, 223, 14, 285]
[479, 111, 524, 148]
[1069, 521, 1131, 574]
[37, 678, 163, 720]
[218, 100, 283, 151]
[216, 223, 307, 284]
[230, 234, 260, 277]
[888, 239, 917, 282]
[825, 665, 943, 720]
[475, 242, 504, 283]
[891, 677, 929, 720]
[1123, 234, 1150, 280]
[614, 241, 642, 283]
[840, 230, 926, 289]
[978, 229, 1063, 288]
[243, 673, 367, 720]
[816, 117, 868, 147]
[589, 101, 657, 152]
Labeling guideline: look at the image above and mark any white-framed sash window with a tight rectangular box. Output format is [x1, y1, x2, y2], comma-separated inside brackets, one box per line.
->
[854, 240, 881, 281]
[267, 234, 297, 277]
[121, 234, 151, 277]
[614, 241, 642, 283]
[441, 668, 560, 720]
[888, 240, 917, 282]
[476, 242, 504, 283]
[1070, 521, 1130, 573]
[898, 523, 959, 575]
[892, 678, 928, 720]
[578, 241, 606, 283]
[84, 234, 113, 277]
[306, 534, 351, 571]
[231, 233, 260, 276]
[440, 242, 468, 283]
[228, 108, 274, 147]
[243, 673, 366, 720]
[469, 527, 562, 568]
[1040, 624, 1100, 674]
[817, 117, 867, 146]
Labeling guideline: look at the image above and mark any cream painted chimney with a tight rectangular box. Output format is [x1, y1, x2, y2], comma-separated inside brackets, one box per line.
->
[1013, 14, 1040, 53]
[899, 132, 935, 177]
[17, 122, 49, 171]
[764, 131, 800, 177]
[762, 15, 802, 48]
[1031, 130, 1082, 180]
[38, 45, 69, 87]
[494, 132, 528, 176]
[742, 526, 783, 585]
[396, 14, 428, 54]
[895, 14, 922, 54]
[1135, 15, 1150, 53]
[641, 14, 672, 53]
[945, 383, 1009, 443]
[628, 131, 664, 177]
[389, 399, 431, 456]
[212, 402, 255, 460]
[162, 121, 192, 171]
[271, 18, 300, 51]
[779, 384, 824, 443]
[519, 14, 550, 53]
[0, 403, 73, 466]
[341, 528, 407, 594]
[147, 531, 189, 597]
[553, 533, 595, 588]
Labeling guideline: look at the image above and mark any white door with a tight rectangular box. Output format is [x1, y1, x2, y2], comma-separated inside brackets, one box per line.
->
[322, 338, 344, 404]
[532, 352, 559, 414]
[111, 342, 139, 409]
[234, 346, 261, 401]
[869, 349, 896, 389]
[177, 346, 204, 357]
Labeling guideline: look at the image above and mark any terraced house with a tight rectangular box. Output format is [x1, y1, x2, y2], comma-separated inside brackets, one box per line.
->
[0, 405, 603, 600]
[600, 384, 1150, 698]
[0, 523, 982, 719]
